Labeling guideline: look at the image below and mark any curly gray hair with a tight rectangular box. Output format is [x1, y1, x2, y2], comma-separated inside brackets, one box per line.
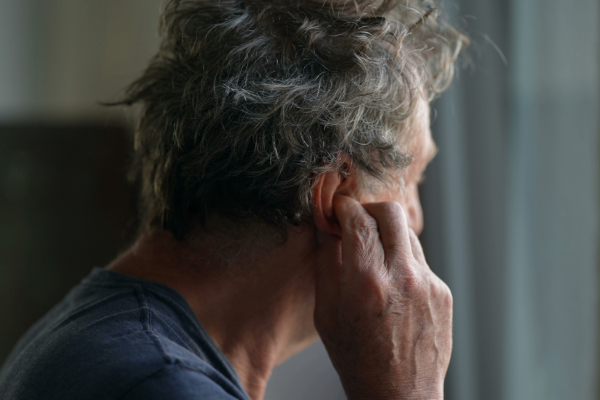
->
[118, 0, 467, 239]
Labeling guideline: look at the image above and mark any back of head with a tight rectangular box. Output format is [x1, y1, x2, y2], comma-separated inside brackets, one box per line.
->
[119, 0, 467, 239]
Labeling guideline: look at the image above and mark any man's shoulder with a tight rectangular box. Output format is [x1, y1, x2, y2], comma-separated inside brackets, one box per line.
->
[120, 362, 244, 400]
[0, 269, 248, 400]
[1, 346, 242, 400]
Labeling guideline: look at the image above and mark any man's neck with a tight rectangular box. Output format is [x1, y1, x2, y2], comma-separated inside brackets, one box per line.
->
[107, 226, 319, 400]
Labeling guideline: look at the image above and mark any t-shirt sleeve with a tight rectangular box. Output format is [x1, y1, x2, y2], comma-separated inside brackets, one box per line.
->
[120, 363, 243, 400]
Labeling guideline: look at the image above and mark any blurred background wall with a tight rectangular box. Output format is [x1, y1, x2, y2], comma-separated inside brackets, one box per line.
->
[0, 1, 598, 400]
[421, 0, 600, 399]
[0, 0, 161, 121]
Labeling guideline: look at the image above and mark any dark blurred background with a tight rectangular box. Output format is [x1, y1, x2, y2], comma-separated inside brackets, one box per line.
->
[0, 123, 133, 354]
[0, 1, 598, 400]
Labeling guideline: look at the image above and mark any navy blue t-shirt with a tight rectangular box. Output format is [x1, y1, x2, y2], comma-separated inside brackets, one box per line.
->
[0, 268, 251, 400]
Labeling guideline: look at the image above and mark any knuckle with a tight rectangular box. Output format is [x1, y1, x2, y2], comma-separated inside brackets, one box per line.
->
[444, 285, 453, 308]
[396, 263, 423, 296]
[442, 281, 452, 298]
[360, 274, 389, 309]
[431, 277, 453, 307]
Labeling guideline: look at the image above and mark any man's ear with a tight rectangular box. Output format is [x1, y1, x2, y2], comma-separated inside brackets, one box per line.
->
[311, 154, 355, 237]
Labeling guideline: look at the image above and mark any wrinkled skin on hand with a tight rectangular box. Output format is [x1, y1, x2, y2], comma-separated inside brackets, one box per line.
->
[314, 196, 453, 400]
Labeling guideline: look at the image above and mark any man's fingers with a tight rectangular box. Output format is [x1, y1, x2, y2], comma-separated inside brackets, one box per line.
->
[362, 202, 412, 262]
[332, 195, 385, 276]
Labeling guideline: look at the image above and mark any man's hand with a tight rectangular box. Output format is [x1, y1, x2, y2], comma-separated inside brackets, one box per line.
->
[314, 196, 453, 400]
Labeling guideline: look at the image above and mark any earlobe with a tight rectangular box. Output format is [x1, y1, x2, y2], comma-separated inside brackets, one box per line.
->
[312, 153, 361, 237]
[312, 169, 343, 237]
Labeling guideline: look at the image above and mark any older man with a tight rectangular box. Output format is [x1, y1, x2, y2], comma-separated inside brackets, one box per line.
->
[0, 0, 466, 399]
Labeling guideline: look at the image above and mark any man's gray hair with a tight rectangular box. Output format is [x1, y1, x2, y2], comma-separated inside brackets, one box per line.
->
[118, 0, 467, 239]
